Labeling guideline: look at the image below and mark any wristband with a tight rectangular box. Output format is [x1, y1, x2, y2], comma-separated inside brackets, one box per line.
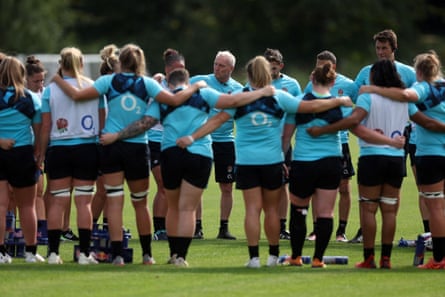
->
[187, 135, 195, 143]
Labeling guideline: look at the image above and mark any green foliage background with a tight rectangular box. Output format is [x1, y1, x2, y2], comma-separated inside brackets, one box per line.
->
[1, 0, 444, 80]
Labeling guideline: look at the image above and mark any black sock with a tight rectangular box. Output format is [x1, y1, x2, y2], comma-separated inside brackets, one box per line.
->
[364, 248, 375, 260]
[195, 219, 202, 231]
[269, 244, 279, 257]
[168, 236, 177, 257]
[248, 245, 259, 259]
[432, 237, 445, 262]
[48, 229, 62, 254]
[220, 219, 228, 229]
[139, 234, 152, 256]
[176, 236, 192, 259]
[336, 220, 347, 235]
[314, 217, 333, 260]
[78, 228, 92, 254]
[111, 241, 123, 258]
[280, 219, 287, 233]
[289, 204, 308, 259]
[153, 217, 166, 232]
[381, 243, 393, 258]
[423, 220, 430, 233]
[25, 245, 37, 254]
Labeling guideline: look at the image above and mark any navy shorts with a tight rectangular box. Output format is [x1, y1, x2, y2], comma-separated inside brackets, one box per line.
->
[341, 143, 355, 179]
[415, 155, 445, 186]
[161, 146, 212, 190]
[289, 157, 342, 199]
[357, 155, 404, 188]
[100, 141, 149, 181]
[212, 141, 235, 183]
[0, 145, 38, 188]
[149, 141, 161, 169]
[235, 162, 283, 190]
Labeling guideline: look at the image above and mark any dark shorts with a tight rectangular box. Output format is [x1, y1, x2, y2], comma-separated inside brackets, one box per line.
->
[100, 141, 149, 181]
[161, 146, 212, 189]
[415, 156, 445, 185]
[235, 162, 283, 190]
[357, 155, 405, 188]
[289, 157, 342, 199]
[0, 145, 38, 188]
[341, 143, 355, 179]
[149, 141, 161, 169]
[212, 141, 235, 183]
[46, 143, 99, 181]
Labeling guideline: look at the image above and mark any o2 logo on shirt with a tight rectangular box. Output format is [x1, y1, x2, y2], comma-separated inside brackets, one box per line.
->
[121, 94, 142, 114]
[250, 111, 272, 127]
[81, 115, 95, 132]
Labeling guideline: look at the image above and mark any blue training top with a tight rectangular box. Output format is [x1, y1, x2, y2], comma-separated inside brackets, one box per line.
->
[0, 87, 41, 147]
[190, 74, 243, 142]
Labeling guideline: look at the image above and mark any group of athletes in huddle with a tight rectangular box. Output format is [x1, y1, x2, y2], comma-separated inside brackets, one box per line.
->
[1, 28, 445, 269]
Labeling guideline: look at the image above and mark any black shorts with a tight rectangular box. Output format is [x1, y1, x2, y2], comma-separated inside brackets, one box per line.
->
[100, 142, 149, 181]
[46, 143, 99, 181]
[0, 145, 38, 188]
[235, 163, 283, 190]
[289, 157, 342, 199]
[212, 141, 235, 183]
[161, 146, 212, 190]
[341, 143, 355, 179]
[415, 155, 445, 185]
[149, 141, 161, 169]
[357, 155, 405, 188]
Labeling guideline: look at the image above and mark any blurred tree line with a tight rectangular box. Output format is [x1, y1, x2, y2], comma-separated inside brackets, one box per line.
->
[0, 0, 444, 82]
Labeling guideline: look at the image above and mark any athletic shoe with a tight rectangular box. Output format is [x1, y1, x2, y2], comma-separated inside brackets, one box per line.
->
[0, 252, 12, 264]
[280, 230, 291, 240]
[143, 254, 156, 265]
[174, 257, 189, 267]
[153, 230, 168, 241]
[25, 252, 45, 263]
[306, 231, 316, 241]
[61, 229, 79, 241]
[193, 229, 204, 240]
[167, 254, 177, 264]
[311, 258, 326, 268]
[355, 255, 377, 269]
[266, 255, 279, 267]
[418, 258, 445, 269]
[379, 256, 391, 269]
[349, 229, 362, 243]
[284, 256, 303, 266]
[112, 256, 125, 266]
[336, 233, 348, 242]
[217, 228, 236, 240]
[78, 252, 98, 265]
[245, 257, 261, 268]
[47, 252, 63, 264]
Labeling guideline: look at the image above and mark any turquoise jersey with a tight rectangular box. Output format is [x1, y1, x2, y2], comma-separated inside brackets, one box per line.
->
[355, 93, 417, 157]
[355, 61, 416, 88]
[94, 73, 163, 144]
[146, 87, 222, 159]
[304, 73, 358, 144]
[225, 88, 300, 165]
[411, 80, 445, 156]
[190, 74, 243, 142]
[286, 92, 348, 162]
[272, 73, 302, 97]
[0, 87, 41, 147]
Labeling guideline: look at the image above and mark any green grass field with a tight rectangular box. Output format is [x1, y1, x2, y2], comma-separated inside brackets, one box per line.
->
[1, 136, 443, 297]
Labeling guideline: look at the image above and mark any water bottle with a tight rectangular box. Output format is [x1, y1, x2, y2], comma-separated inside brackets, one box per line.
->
[322, 256, 348, 264]
[398, 237, 416, 247]
[413, 234, 425, 266]
[278, 255, 311, 264]
[5, 211, 15, 232]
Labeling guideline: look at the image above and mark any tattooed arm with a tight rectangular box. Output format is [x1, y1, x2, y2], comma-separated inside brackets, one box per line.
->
[100, 115, 159, 145]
